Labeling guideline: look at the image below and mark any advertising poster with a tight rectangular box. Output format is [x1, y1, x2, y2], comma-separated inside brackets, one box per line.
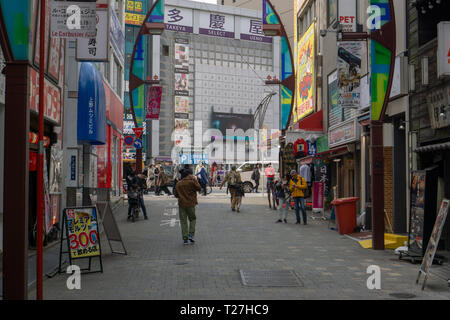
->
[64, 207, 101, 259]
[337, 41, 362, 108]
[146, 86, 162, 120]
[296, 22, 315, 122]
[174, 73, 189, 96]
[420, 200, 449, 276]
[175, 96, 189, 114]
[409, 171, 426, 254]
[175, 119, 189, 130]
[175, 40, 189, 73]
[125, 0, 145, 26]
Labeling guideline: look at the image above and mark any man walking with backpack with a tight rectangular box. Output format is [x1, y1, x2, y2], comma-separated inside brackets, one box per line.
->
[220, 165, 243, 212]
[174, 166, 202, 245]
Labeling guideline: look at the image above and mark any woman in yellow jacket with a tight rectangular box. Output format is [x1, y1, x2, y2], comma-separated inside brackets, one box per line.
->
[289, 170, 308, 225]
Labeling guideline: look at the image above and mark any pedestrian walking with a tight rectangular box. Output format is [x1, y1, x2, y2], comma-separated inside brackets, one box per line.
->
[174, 167, 202, 245]
[154, 164, 161, 195]
[157, 166, 172, 196]
[195, 161, 208, 196]
[146, 164, 155, 192]
[289, 170, 308, 225]
[220, 165, 243, 212]
[251, 164, 261, 193]
[275, 174, 290, 223]
[172, 161, 182, 195]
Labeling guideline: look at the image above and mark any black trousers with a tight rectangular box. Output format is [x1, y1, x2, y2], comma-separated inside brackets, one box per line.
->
[158, 185, 172, 195]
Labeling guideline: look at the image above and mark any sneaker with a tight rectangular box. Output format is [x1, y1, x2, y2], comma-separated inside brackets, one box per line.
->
[232, 208, 236, 212]
[144, 216, 148, 220]
[237, 208, 240, 213]
[183, 240, 189, 245]
[284, 219, 287, 223]
[189, 235, 195, 243]
[276, 219, 282, 223]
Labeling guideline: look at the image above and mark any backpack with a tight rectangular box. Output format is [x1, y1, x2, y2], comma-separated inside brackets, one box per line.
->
[251, 171, 255, 181]
[230, 172, 237, 186]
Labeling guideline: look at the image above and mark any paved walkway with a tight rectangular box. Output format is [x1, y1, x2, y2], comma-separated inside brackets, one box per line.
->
[32, 192, 450, 300]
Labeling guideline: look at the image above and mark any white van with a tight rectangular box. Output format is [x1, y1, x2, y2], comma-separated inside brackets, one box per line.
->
[236, 161, 279, 193]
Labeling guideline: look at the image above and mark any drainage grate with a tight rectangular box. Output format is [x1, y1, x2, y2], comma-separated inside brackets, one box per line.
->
[239, 270, 304, 287]
[389, 293, 416, 299]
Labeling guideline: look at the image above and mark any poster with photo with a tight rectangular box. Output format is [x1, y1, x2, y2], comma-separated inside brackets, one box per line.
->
[175, 96, 189, 113]
[175, 42, 189, 73]
[175, 73, 189, 96]
[175, 119, 189, 130]
[337, 41, 362, 108]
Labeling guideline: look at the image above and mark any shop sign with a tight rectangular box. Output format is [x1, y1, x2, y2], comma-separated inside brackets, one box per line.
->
[165, 6, 193, 33]
[337, 41, 362, 109]
[316, 135, 329, 153]
[427, 85, 450, 129]
[307, 140, 317, 156]
[76, 9, 109, 62]
[110, 8, 124, 64]
[50, 0, 97, 38]
[296, 22, 315, 122]
[338, 0, 356, 32]
[240, 18, 272, 43]
[437, 22, 450, 79]
[29, 67, 62, 125]
[313, 181, 324, 210]
[63, 207, 101, 259]
[199, 11, 235, 38]
[329, 119, 357, 148]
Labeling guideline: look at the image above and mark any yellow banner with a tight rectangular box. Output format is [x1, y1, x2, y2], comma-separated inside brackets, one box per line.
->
[295, 22, 315, 122]
[125, 12, 146, 26]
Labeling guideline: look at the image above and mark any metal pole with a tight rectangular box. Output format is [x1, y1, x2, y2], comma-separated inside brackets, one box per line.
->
[36, 0, 46, 300]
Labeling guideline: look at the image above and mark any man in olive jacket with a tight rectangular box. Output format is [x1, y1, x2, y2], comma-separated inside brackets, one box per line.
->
[289, 170, 308, 225]
[174, 167, 202, 245]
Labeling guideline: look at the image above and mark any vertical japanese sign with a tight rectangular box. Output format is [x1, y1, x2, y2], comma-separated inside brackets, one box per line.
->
[337, 41, 362, 109]
[313, 181, 324, 210]
[64, 207, 101, 259]
[146, 86, 162, 119]
[296, 22, 315, 122]
[76, 9, 109, 61]
[314, 159, 331, 206]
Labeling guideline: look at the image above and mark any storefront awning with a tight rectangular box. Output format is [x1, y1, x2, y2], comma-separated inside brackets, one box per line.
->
[415, 142, 450, 153]
[294, 110, 323, 132]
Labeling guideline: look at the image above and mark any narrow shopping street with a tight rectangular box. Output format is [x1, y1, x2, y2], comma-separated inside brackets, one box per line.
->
[33, 191, 450, 300]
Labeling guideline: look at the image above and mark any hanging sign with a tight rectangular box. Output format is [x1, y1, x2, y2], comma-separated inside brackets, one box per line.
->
[337, 41, 362, 109]
[50, 0, 97, 38]
[437, 22, 450, 79]
[76, 9, 109, 61]
[313, 181, 325, 211]
[63, 206, 101, 259]
[146, 86, 162, 119]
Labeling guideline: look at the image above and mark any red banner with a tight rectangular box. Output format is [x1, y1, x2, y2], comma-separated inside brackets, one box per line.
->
[313, 181, 324, 210]
[146, 86, 162, 119]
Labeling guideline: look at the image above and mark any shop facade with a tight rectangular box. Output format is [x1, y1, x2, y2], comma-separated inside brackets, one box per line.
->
[408, 1, 450, 251]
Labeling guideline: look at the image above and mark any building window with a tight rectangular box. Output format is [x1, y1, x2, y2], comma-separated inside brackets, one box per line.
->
[327, 0, 337, 27]
[163, 45, 169, 56]
[297, 0, 316, 39]
[417, 1, 450, 47]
